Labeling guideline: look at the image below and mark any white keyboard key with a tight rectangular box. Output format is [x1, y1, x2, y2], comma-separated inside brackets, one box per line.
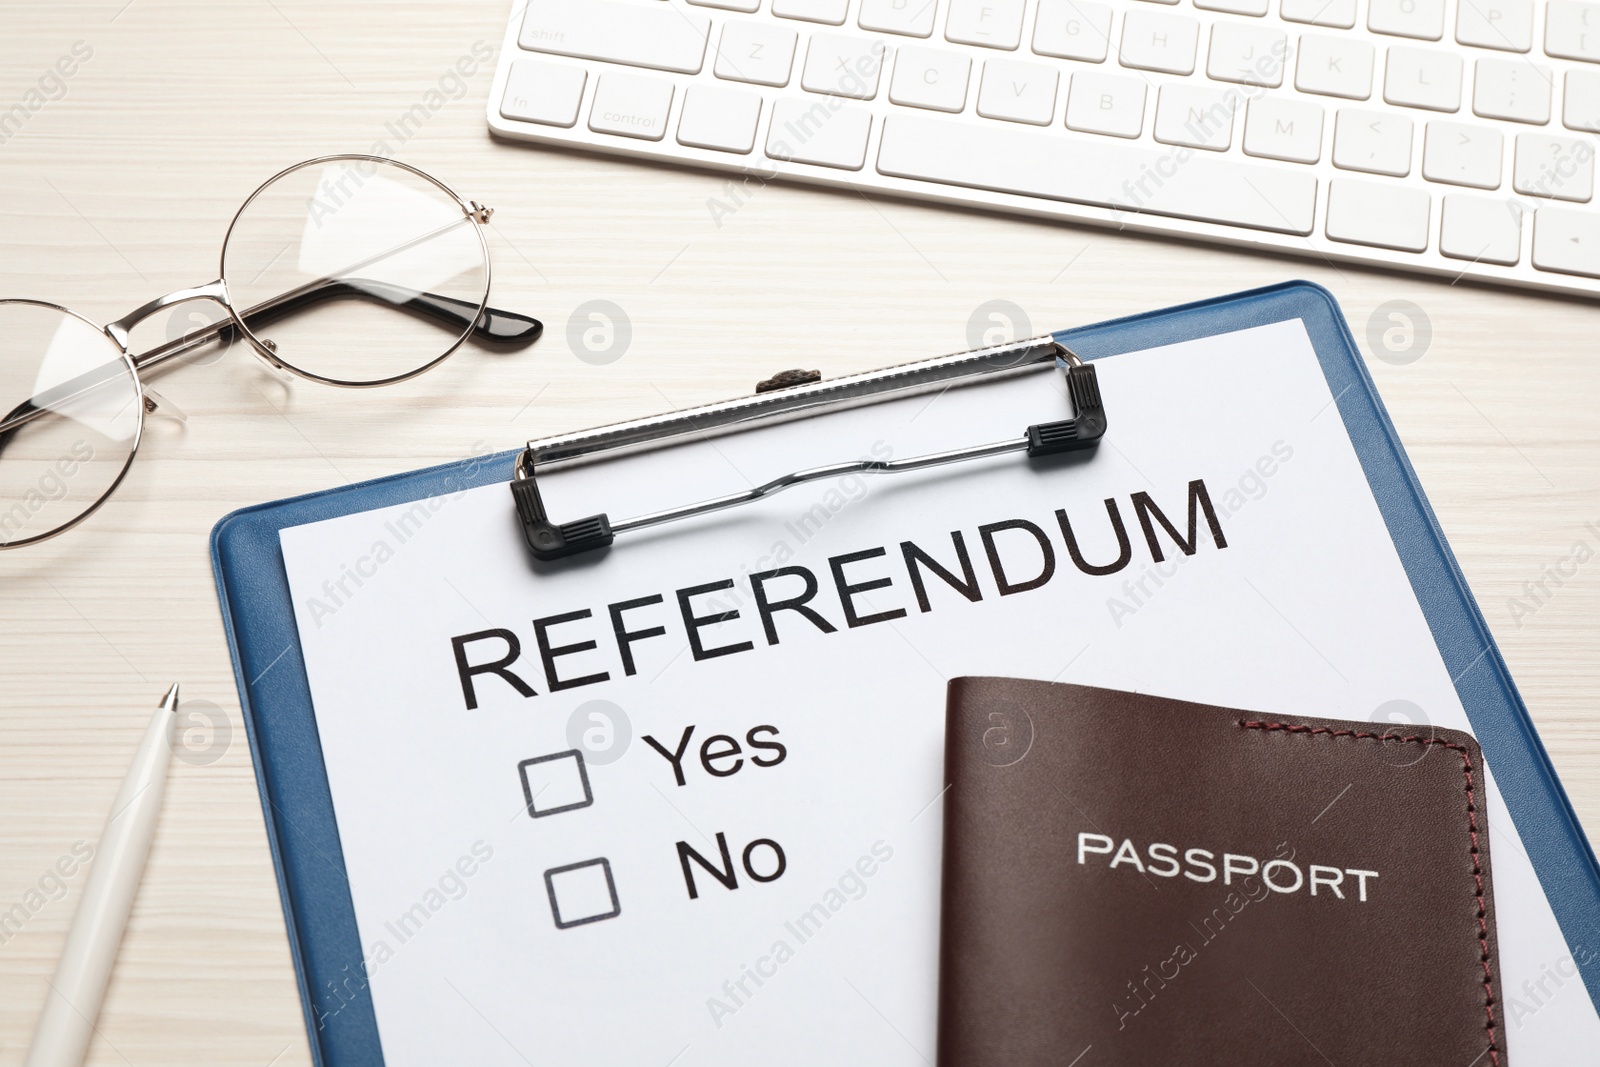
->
[876, 112, 1318, 233]
[767, 98, 873, 167]
[859, 0, 938, 36]
[774, 0, 849, 24]
[946, 0, 1027, 49]
[500, 60, 587, 128]
[589, 72, 674, 140]
[677, 85, 762, 152]
[1120, 9, 1201, 74]
[802, 34, 886, 98]
[1367, 0, 1445, 39]
[1154, 83, 1240, 148]
[1546, 2, 1600, 63]
[1296, 35, 1374, 99]
[1325, 178, 1431, 249]
[520, 0, 710, 74]
[1333, 108, 1414, 174]
[1207, 23, 1288, 86]
[1032, 0, 1113, 62]
[1197, 0, 1270, 16]
[1066, 70, 1148, 136]
[1243, 96, 1325, 161]
[1514, 133, 1597, 200]
[1454, 0, 1533, 51]
[1533, 205, 1600, 274]
[1473, 58, 1552, 123]
[689, 0, 760, 11]
[774, 0, 851, 23]
[1565, 69, 1600, 130]
[977, 59, 1060, 124]
[1440, 194, 1522, 262]
[716, 22, 799, 87]
[1281, 0, 1356, 29]
[1422, 121, 1503, 186]
[890, 47, 973, 110]
[1383, 47, 1462, 111]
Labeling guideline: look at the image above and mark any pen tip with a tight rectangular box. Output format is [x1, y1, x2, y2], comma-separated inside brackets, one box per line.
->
[161, 682, 181, 710]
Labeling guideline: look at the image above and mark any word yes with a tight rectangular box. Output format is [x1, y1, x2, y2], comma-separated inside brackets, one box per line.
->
[643, 723, 786, 786]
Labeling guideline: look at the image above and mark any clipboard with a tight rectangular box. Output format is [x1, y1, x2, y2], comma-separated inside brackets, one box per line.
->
[212, 280, 1600, 1065]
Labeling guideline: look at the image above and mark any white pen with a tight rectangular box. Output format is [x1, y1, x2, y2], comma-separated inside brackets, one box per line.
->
[25, 684, 179, 1067]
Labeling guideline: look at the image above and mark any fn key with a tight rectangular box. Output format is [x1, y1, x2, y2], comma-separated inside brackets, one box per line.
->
[501, 60, 587, 129]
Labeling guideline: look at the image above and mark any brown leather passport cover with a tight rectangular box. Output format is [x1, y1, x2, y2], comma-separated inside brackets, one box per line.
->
[938, 677, 1503, 1067]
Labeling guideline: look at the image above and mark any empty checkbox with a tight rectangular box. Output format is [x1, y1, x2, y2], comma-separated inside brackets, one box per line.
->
[544, 857, 621, 929]
[518, 749, 594, 819]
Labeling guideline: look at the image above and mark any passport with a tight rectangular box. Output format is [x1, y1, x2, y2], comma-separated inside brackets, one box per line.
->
[938, 677, 1504, 1067]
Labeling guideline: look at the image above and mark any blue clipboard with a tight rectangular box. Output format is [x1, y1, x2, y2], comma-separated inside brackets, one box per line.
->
[211, 280, 1600, 1065]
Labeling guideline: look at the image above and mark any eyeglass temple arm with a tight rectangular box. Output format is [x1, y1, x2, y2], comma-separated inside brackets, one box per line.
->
[0, 368, 127, 441]
[132, 278, 541, 372]
[132, 212, 535, 371]
[238, 278, 542, 346]
[0, 398, 40, 451]
[0, 278, 542, 438]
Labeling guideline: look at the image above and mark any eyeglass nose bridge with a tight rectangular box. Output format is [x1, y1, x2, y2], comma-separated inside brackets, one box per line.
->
[107, 279, 287, 374]
[104, 280, 229, 350]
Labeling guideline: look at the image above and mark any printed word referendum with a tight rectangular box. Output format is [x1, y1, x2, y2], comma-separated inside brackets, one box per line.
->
[449, 478, 1230, 710]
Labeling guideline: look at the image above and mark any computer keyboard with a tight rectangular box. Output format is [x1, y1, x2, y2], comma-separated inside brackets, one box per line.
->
[487, 0, 1600, 298]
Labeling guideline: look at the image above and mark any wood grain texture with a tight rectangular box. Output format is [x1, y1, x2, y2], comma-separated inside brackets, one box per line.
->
[1, 2, 1597, 1063]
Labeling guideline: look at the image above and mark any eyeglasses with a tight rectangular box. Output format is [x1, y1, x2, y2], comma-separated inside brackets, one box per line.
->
[0, 154, 541, 549]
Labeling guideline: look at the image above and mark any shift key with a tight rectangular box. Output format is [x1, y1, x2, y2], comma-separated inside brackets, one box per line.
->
[520, 0, 711, 75]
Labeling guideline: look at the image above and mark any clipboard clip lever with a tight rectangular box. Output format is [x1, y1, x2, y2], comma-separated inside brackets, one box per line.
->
[1026, 344, 1106, 457]
[511, 338, 1105, 561]
[511, 454, 616, 560]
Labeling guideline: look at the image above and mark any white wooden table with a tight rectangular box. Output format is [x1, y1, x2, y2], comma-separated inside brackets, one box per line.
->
[2, 2, 1597, 1062]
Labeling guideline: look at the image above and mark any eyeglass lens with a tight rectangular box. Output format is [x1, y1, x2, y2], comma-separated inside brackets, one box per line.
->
[0, 302, 141, 547]
[221, 158, 490, 386]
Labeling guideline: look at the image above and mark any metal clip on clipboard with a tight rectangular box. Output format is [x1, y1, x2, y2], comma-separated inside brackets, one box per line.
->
[509, 336, 1106, 561]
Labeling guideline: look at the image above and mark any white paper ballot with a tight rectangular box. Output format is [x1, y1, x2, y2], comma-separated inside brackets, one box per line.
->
[279, 320, 1599, 1065]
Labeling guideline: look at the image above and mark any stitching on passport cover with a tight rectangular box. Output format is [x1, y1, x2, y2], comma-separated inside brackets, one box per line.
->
[1237, 720, 1500, 1067]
